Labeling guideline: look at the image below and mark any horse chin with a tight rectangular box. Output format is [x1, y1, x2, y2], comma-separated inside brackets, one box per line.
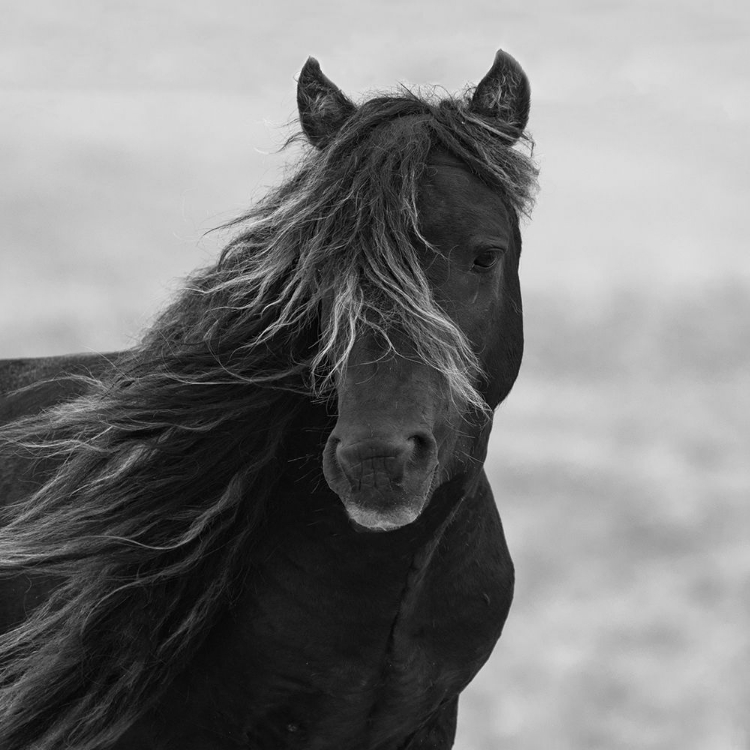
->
[341, 496, 428, 533]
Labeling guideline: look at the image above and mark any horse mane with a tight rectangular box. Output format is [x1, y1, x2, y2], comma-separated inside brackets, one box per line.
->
[0, 85, 537, 749]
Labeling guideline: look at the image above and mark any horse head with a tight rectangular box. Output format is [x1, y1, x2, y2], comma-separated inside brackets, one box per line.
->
[297, 52, 532, 531]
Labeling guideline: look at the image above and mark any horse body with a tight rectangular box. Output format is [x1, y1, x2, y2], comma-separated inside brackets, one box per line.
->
[115, 422, 512, 749]
[0, 354, 124, 630]
[0, 356, 512, 749]
[0, 51, 537, 749]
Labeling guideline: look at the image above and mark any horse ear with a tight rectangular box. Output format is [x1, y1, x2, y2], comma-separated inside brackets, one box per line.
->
[297, 57, 357, 149]
[469, 49, 531, 139]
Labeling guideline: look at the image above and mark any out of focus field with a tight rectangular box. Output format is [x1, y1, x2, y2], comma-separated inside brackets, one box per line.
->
[1, 2, 748, 748]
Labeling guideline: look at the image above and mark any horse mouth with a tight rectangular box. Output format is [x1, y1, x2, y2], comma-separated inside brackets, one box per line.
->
[332, 463, 439, 533]
[342, 499, 427, 532]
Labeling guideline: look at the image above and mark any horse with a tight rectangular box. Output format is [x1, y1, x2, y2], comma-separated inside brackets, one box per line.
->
[0, 50, 538, 749]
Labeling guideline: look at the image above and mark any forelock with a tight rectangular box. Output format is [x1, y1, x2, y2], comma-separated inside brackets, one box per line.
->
[192, 86, 538, 408]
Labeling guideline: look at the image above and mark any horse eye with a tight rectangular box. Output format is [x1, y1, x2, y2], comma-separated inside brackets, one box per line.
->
[472, 250, 501, 271]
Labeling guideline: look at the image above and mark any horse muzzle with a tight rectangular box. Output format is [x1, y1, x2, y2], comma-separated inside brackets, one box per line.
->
[322, 431, 439, 532]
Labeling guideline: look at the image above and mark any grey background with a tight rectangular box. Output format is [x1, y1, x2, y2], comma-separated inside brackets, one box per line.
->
[1, 2, 748, 748]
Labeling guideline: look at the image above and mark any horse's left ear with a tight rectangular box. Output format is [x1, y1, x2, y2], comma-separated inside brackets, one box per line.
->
[469, 49, 531, 140]
[297, 57, 357, 149]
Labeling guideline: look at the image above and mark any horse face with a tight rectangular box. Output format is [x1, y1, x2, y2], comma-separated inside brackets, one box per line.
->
[322, 152, 523, 532]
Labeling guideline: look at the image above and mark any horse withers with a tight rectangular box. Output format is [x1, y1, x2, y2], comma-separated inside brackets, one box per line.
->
[0, 50, 538, 750]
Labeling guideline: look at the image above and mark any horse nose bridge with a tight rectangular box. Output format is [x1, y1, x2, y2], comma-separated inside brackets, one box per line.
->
[337, 345, 444, 425]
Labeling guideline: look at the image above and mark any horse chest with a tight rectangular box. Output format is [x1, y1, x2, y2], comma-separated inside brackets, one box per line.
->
[131, 482, 513, 750]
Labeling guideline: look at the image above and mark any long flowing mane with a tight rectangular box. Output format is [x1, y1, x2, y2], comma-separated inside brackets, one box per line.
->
[0, 85, 537, 749]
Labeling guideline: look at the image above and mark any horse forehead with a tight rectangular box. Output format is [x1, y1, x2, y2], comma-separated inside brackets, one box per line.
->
[418, 157, 511, 238]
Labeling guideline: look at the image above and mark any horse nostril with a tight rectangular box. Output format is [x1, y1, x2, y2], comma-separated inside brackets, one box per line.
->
[407, 431, 438, 461]
[408, 433, 429, 449]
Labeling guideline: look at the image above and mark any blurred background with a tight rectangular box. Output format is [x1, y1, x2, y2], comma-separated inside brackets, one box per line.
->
[1, 1, 748, 747]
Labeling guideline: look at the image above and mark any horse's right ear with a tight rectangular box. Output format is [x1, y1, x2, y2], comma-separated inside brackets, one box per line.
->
[469, 49, 531, 140]
[297, 58, 357, 149]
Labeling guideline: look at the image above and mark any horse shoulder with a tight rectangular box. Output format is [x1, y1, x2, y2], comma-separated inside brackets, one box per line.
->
[414, 470, 514, 671]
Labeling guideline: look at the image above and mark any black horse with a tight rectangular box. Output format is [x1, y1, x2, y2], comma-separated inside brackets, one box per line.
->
[0, 51, 538, 749]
